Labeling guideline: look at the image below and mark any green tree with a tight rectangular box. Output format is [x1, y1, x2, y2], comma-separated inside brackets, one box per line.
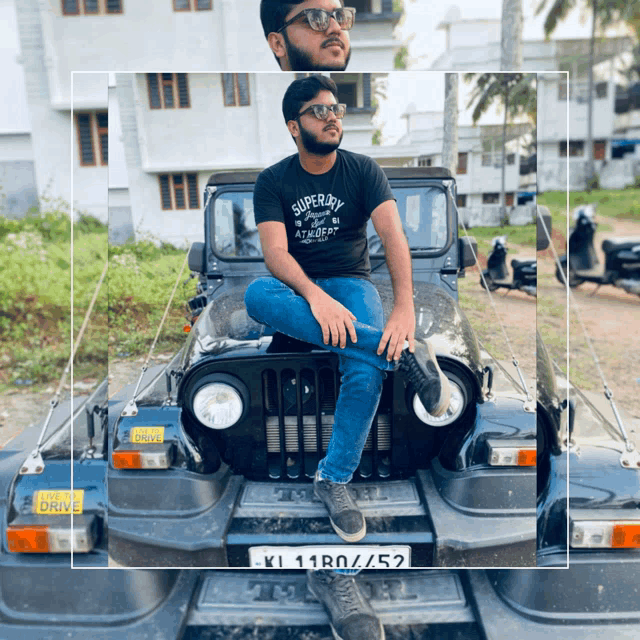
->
[535, 0, 640, 190]
[464, 73, 536, 225]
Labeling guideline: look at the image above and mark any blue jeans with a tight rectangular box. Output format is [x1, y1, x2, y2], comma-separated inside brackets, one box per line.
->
[245, 276, 394, 484]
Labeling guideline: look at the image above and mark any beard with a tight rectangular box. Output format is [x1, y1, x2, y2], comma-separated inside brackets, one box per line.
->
[283, 31, 351, 72]
[298, 120, 343, 155]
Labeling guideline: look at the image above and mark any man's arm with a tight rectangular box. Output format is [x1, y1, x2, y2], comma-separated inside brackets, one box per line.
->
[370, 199, 416, 361]
[257, 220, 357, 348]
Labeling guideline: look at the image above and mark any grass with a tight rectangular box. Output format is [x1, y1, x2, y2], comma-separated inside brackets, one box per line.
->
[0, 207, 108, 392]
[537, 189, 640, 224]
[108, 242, 196, 358]
[458, 223, 537, 261]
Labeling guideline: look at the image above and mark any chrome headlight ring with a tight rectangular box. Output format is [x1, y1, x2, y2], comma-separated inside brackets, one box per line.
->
[187, 373, 250, 430]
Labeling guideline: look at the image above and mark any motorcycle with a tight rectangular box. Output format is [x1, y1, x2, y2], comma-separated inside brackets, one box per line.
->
[480, 235, 537, 296]
[556, 204, 640, 296]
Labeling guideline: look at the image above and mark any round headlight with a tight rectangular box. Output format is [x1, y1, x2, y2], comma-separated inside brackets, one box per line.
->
[413, 378, 465, 426]
[192, 382, 244, 429]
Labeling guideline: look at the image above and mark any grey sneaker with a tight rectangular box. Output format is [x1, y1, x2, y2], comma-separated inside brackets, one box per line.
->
[313, 472, 366, 543]
[398, 339, 450, 418]
[307, 570, 385, 640]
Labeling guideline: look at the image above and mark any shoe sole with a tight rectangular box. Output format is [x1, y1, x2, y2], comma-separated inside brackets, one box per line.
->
[424, 340, 451, 418]
[313, 486, 367, 543]
[307, 581, 386, 640]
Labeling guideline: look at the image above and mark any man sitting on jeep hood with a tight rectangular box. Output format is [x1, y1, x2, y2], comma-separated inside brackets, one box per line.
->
[244, 74, 450, 640]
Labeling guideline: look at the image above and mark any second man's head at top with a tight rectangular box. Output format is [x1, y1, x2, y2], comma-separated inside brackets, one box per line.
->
[260, 0, 354, 71]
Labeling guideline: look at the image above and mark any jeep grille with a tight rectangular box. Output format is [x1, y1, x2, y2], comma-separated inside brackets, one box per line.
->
[262, 365, 391, 479]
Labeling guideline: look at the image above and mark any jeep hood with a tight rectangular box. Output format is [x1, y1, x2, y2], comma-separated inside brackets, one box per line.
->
[180, 281, 484, 384]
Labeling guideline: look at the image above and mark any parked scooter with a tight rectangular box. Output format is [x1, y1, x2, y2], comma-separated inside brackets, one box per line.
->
[480, 235, 537, 296]
[556, 204, 640, 296]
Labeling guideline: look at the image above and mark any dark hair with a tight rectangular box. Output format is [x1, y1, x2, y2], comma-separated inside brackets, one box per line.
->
[260, 0, 344, 37]
[282, 74, 339, 123]
[260, 0, 304, 38]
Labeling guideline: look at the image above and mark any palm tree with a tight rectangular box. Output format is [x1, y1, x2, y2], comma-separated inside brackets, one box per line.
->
[535, 0, 639, 190]
[442, 74, 459, 177]
[501, 0, 523, 70]
[464, 73, 536, 225]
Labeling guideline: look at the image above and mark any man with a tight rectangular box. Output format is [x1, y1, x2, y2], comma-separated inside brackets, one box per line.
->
[244, 75, 450, 640]
[260, 0, 353, 71]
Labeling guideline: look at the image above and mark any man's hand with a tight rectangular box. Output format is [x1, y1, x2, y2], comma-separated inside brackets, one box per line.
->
[308, 289, 358, 348]
[377, 304, 415, 361]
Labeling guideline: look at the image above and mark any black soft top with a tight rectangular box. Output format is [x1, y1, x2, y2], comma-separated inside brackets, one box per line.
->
[206, 166, 452, 187]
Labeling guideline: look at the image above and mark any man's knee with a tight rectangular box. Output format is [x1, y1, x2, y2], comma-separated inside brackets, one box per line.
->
[244, 277, 273, 317]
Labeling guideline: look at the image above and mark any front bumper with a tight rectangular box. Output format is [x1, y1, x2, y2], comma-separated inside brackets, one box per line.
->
[108, 463, 536, 568]
[1, 565, 639, 639]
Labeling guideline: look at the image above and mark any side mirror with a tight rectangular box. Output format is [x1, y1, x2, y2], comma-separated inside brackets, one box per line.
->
[537, 206, 552, 251]
[188, 242, 205, 273]
[459, 236, 478, 268]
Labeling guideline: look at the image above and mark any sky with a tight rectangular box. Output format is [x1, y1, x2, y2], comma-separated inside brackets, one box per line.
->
[378, 0, 633, 144]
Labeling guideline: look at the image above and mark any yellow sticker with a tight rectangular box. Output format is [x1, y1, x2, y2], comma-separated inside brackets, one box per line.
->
[34, 490, 84, 515]
[130, 426, 165, 444]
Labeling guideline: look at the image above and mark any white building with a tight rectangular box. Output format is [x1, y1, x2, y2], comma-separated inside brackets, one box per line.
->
[114, 72, 380, 246]
[430, 6, 638, 191]
[359, 107, 535, 226]
[1, 0, 401, 224]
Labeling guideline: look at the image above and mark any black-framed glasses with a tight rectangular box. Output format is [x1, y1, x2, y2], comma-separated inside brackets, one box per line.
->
[297, 103, 347, 120]
[277, 7, 356, 33]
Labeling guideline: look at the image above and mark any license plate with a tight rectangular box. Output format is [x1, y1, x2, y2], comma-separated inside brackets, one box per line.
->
[248, 545, 411, 569]
[130, 426, 164, 443]
[34, 490, 84, 515]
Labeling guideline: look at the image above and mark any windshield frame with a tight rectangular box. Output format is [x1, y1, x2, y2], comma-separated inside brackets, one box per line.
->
[207, 179, 454, 263]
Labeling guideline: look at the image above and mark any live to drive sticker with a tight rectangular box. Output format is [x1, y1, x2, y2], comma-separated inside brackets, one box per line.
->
[130, 426, 165, 443]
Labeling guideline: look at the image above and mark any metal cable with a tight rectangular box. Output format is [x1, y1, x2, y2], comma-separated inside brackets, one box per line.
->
[449, 183, 532, 403]
[536, 209, 634, 452]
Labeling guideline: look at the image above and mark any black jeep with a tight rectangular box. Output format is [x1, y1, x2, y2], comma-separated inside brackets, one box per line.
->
[107, 167, 538, 568]
[1, 331, 638, 637]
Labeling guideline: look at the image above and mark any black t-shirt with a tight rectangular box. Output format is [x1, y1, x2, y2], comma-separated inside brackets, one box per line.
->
[253, 149, 395, 279]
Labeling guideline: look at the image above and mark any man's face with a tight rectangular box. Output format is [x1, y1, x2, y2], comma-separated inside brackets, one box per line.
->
[292, 89, 344, 155]
[278, 0, 351, 71]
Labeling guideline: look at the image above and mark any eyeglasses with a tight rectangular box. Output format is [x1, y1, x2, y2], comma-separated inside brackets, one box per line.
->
[297, 103, 347, 120]
[277, 8, 356, 33]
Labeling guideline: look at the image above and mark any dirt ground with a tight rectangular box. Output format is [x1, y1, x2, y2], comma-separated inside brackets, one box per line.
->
[458, 242, 537, 387]
[538, 214, 640, 419]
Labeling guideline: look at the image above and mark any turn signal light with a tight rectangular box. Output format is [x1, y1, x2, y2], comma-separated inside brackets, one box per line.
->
[570, 510, 640, 548]
[487, 439, 536, 467]
[112, 445, 173, 469]
[112, 450, 142, 469]
[7, 525, 49, 552]
[7, 517, 97, 553]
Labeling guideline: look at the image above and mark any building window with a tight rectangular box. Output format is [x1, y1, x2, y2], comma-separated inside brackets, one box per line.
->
[159, 174, 199, 210]
[559, 140, 584, 157]
[457, 152, 468, 174]
[505, 192, 514, 206]
[482, 193, 499, 204]
[173, 0, 211, 10]
[331, 74, 358, 109]
[147, 73, 190, 109]
[62, 0, 122, 14]
[594, 139, 606, 160]
[222, 74, 250, 107]
[76, 111, 108, 166]
[417, 156, 432, 167]
[456, 194, 467, 208]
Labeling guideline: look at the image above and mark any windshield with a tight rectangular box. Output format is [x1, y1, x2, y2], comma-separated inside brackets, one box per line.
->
[212, 184, 448, 259]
